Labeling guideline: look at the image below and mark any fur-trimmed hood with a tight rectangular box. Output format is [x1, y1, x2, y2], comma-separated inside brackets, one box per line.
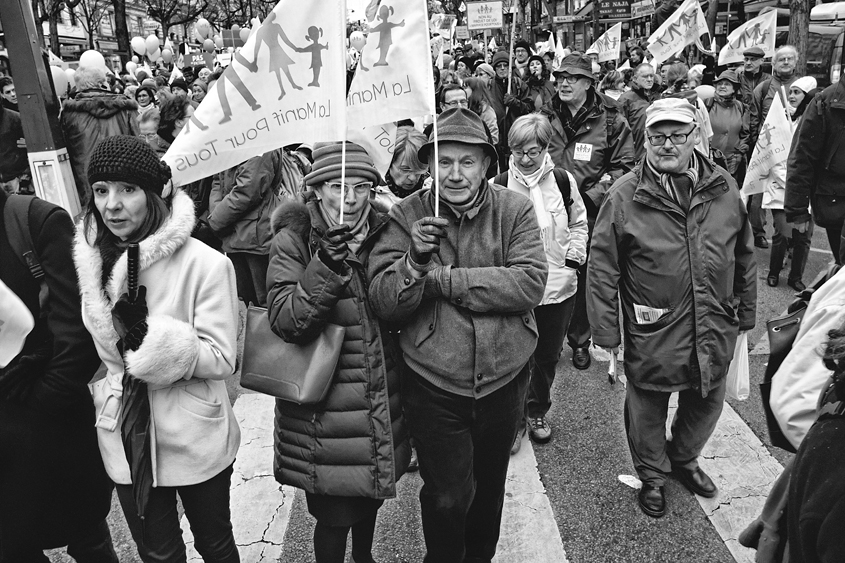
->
[63, 89, 139, 119]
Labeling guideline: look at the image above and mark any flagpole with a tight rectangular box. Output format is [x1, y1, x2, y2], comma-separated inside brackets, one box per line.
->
[508, 3, 517, 94]
[433, 115, 440, 217]
[340, 17, 348, 225]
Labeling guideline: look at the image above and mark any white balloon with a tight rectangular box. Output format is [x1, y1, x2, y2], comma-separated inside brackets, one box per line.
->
[131, 55, 139, 64]
[79, 50, 107, 70]
[239, 27, 250, 43]
[148, 48, 161, 62]
[65, 68, 76, 83]
[145, 35, 160, 54]
[196, 18, 211, 39]
[131, 36, 147, 56]
[126, 61, 138, 75]
[350, 31, 366, 52]
[50, 65, 69, 97]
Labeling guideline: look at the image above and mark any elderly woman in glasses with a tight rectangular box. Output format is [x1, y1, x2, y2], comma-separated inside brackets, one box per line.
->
[266, 142, 410, 563]
[493, 113, 588, 453]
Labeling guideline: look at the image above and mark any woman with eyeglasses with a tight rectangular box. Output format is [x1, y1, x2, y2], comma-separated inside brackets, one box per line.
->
[493, 114, 589, 454]
[266, 142, 410, 563]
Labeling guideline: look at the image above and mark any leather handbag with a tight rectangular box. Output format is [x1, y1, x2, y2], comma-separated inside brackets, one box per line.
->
[240, 305, 345, 405]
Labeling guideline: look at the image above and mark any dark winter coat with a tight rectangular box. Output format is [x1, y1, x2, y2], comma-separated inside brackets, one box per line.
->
[488, 75, 534, 154]
[60, 89, 139, 205]
[540, 89, 636, 217]
[0, 105, 28, 182]
[785, 76, 845, 227]
[738, 68, 771, 106]
[526, 75, 556, 111]
[748, 73, 797, 150]
[618, 84, 658, 160]
[707, 96, 750, 175]
[587, 156, 757, 396]
[266, 193, 410, 499]
[0, 192, 111, 549]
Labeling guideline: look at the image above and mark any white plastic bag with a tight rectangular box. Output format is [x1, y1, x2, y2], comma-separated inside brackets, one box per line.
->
[726, 332, 749, 401]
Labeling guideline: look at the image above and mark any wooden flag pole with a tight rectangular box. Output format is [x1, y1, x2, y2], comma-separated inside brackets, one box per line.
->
[433, 115, 440, 217]
[340, 34, 348, 225]
[507, 3, 517, 94]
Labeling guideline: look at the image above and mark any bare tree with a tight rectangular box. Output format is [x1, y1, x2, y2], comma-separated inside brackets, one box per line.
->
[143, 0, 208, 38]
[76, 0, 110, 49]
[788, 0, 810, 76]
[111, 0, 130, 65]
[32, 0, 82, 56]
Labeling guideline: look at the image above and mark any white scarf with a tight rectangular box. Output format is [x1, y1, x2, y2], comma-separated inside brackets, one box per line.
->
[509, 152, 555, 247]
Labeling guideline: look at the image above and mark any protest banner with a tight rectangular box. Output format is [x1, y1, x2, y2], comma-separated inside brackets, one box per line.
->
[586, 22, 622, 63]
[347, 0, 436, 130]
[742, 94, 793, 197]
[718, 10, 777, 65]
[467, 1, 504, 31]
[348, 122, 398, 177]
[646, 0, 711, 67]
[162, 0, 346, 186]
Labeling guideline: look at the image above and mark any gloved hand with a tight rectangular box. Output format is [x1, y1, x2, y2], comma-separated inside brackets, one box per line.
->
[410, 217, 448, 266]
[319, 224, 352, 273]
[112, 286, 148, 352]
[503, 93, 519, 108]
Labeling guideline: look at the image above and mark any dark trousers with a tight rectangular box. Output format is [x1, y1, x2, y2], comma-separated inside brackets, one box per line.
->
[115, 464, 239, 563]
[527, 298, 576, 419]
[769, 210, 813, 283]
[748, 193, 766, 239]
[567, 213, 596, 350]
[403, 365, 530, 563]
[228, 252, 269, 307]
[623, 377, 726, 487]
[825, 223, 845, 266]
[0, 520, 116, 563]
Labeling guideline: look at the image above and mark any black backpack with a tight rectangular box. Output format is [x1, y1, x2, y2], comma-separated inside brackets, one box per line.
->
[493, 168, 574, 215]
[3, 195, 48, 317]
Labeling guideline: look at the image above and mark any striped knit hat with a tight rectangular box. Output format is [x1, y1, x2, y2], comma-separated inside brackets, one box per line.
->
[303, 142, 381, 187]
[87, 135, 172, 196]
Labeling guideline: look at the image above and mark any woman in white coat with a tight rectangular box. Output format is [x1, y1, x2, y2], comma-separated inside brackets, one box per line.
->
[73, 135, 241, 563]
[494, 113, 589, 452]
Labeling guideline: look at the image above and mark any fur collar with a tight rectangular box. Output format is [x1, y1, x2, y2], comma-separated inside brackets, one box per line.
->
[74, 190, 196, 349]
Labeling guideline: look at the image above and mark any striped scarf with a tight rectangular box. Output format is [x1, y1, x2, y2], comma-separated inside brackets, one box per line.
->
[647, 153, 700, 212]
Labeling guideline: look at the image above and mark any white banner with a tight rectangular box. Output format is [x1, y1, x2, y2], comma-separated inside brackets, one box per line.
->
[347, 0, 436, 130]
[587, 23, 622, 63]
[718, 10, 777, 65]
[646, 0, 710, 67]
[741, 95, 793, 197]
[467, 1, 504, 31]
[162, 0, 346, 186]
[348, 122, 398, 177]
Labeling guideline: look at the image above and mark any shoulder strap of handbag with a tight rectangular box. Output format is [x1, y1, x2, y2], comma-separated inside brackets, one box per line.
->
[492, 169, 572, 215]
[4, 195, 48, 317]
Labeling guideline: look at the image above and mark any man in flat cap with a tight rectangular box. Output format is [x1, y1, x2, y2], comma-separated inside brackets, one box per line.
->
[587, 98, 757, 518]
[738, 46, 771, 105]
[368, 108, 547, 562]
[540, 53, 635, 371]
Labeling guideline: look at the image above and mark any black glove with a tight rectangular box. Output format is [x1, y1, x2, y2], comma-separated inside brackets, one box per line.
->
[503, 93, 519, 108]
[319, 224, 353, 273]
[0, 343, 51, 403]
[410, 217, 449, 266]
[112, 286, 148, 352]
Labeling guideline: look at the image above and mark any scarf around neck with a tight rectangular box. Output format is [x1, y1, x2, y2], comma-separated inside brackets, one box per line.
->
[318, 198, 371, 254]
[508, 152, 555, 247]
[647, 152, 701, 211]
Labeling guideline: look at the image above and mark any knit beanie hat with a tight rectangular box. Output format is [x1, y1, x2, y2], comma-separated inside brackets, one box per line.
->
[303, 142, 381, 187]
[87, 135, 172, 197]
[475, 63, 495, 79]
[171, 77, 189, 93]
[492, 50, 510, 68]
[514, 39, 531, 54]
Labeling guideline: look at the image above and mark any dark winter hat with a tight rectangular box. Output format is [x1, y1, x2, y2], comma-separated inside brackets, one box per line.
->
[743, 46, 765, 59]
[170, 77, 189, 93]
[134, 85, 156, 101]
[418, 108, 498, 164]
[457, 57, 475, 71]
[492, 50, 510, 68]
[304, 142, 381, 187]
[528, 55, 546, 70]
[553, 54, 594, 80]
[87, 135, 172, 196]
[514, 39, 531, 54]
[714, 70, 741, 86]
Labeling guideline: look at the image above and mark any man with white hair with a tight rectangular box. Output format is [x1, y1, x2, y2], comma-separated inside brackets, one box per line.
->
[588, 98, 756, 518]
[60, 65, 139, 206]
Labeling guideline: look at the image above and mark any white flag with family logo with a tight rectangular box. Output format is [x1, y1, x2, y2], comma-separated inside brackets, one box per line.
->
[587, 23, 622, 63]
[742, 95, 793, 197]
[718, 10, 777, 65]
[647, 0, 711, 67]
[347, 0, 436, 130]
[162, 0, 346, 186]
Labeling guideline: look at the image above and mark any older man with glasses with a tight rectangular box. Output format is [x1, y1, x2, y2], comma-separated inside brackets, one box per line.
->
[539, 53, 635, 371]
[587, 98, 757, 518]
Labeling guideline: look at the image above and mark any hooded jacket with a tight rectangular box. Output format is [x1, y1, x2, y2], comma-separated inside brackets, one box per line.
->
[266, 193, 409, 499]
[74, 191, 241, 487]
[587, 157, 757, 395]
[540, 89, 636, 217]
[60, 89, 139, 204]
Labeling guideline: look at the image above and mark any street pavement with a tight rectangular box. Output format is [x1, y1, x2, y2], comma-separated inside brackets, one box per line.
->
[48, 226, 833, 563]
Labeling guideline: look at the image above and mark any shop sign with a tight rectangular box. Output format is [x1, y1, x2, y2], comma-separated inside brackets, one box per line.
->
[598, 0, 631, 20]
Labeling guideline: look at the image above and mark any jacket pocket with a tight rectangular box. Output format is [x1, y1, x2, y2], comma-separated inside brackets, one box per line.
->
[178, 384, 224, 419]
[412, 301, 438, 348]
[716, 300, 740, 326]
[627, 306, 677, 334]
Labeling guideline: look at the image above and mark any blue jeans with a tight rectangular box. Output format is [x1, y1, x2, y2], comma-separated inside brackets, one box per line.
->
[403, 365, 529, 563]
[115, 464, 239, 563]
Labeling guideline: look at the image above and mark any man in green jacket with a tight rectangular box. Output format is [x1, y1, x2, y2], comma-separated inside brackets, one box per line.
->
[368, 109, 547, 563]
[587, 98, 757, 518]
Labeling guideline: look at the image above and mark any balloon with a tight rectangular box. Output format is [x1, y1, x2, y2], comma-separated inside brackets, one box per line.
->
[145, 35, 160, 54]
[227, 46, 234, 54]
[131, 55, 139, 64]
[148, 48, 161, 62]
[126, 61, 138, 75]
[203, 39, 215, 53]
[65, 68, 76, 83]
[214, 35, 224, 49]
[79, 50, 107, 70]
[349, 31, 367, 52]
[50, 65, 69, 97]
[231, 24, 240, 33]
[161, 48, 173, 64]
[203, 52, 215, 70]
[131, 36, 146, 56]
[195, 18, 211, 39]
[239, 27, 250, 43]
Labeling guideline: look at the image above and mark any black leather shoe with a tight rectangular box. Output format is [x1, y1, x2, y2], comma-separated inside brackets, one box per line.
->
[673, 466, 718, 498]
[638, 484, 666, 518]
[788, 279, 806, 292]
[572, 347, 591, 370]
[754, 235, 769, 248]
[766, 273, 779, 287]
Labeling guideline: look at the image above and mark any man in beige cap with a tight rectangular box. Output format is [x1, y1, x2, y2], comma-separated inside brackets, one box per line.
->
[587, 98, 757, 518]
